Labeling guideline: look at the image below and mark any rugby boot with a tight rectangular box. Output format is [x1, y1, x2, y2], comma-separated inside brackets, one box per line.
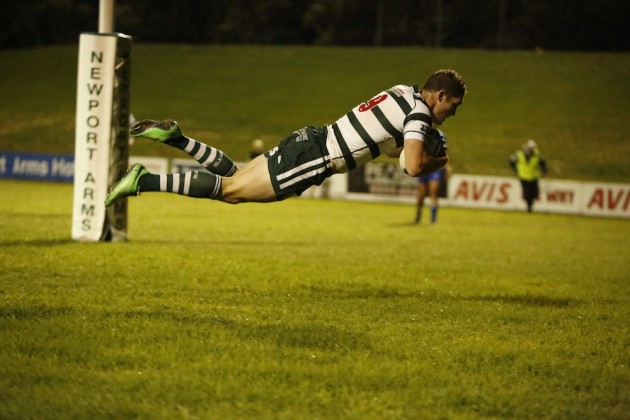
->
[129, 119, 181, 141]
[105, 163, 149, 207]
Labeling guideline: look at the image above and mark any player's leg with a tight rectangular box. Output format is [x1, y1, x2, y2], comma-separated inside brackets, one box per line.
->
[428, 179, 440, 223]
[521, 180, 537, 212]
[105, 164, 224, 206]
[106, 125, 327, 206]
[415, 181, 427, 224]
[220, 154, 277, 204]
[139, 155, 276, 203]
[530, 179, 540, 212]
[105, 155, 277, 207]
[130, 119, 238, 177]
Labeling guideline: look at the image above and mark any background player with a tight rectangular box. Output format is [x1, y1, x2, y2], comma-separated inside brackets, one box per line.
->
[414, 128, 452, 224]
[509, 140, 547, 212]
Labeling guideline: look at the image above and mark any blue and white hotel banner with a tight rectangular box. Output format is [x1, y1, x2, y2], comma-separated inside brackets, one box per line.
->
[0, 151, 74, 182]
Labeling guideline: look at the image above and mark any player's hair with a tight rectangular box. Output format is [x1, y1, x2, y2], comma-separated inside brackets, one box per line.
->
[423, 69, 467, 98]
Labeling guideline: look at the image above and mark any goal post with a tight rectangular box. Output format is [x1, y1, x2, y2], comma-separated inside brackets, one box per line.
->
[71, 32, 132, 242]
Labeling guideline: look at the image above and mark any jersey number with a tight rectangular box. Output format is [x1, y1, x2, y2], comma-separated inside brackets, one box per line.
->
[358, 94, 388, 112]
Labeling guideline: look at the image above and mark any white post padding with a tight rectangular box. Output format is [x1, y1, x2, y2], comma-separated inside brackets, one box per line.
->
[72, 32, 132, 241]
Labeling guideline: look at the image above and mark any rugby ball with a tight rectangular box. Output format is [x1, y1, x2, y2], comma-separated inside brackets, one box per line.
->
[399, 151, 407, 172]
[425, 129, 447, 157]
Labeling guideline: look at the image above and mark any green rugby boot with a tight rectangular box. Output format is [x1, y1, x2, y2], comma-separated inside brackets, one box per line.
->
[105, 163, 149, 207]
[129, 119, 181, 141]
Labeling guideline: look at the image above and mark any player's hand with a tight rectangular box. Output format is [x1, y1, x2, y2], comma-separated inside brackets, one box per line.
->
[418, 154, 448, 177]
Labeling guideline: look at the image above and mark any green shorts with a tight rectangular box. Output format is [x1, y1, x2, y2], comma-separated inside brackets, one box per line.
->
[265, 126, 332, 200]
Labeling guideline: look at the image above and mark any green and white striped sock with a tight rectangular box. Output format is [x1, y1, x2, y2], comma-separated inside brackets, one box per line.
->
[166, 135, 237, 176]
[138, 170, 222, 199]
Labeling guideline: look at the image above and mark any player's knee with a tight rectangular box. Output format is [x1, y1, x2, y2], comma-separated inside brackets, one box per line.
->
[222, 196, 241, 205]
[217, 189, 241, 204]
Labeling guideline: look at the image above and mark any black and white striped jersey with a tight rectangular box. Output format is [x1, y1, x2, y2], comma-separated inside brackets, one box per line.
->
[325, 84, 433, 173]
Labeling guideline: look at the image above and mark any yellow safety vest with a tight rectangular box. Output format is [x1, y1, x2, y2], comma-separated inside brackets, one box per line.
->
[515, 150, 542, 181]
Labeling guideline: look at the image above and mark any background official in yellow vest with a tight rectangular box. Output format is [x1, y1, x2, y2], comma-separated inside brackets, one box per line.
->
[509, 140, 548, 212]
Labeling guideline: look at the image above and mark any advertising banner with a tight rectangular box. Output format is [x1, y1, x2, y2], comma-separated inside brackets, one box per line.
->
[0, 152, 74, 182]
[344, 162, 629, 218]
[581, 182, 630, 218]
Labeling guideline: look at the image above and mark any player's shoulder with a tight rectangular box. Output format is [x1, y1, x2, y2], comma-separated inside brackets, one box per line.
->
[389, 84, 413, 95]
[388, 85, 426, 109]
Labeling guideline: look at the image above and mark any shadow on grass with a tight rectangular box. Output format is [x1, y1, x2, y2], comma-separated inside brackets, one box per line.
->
[0, 304, 75, 319]
[385, 221, 426, 228]
[1, 303, 370, 351]
[301, 285, 578, 308]
[94, 308, 371, 351]
[0, 237, 301, 248]
[127, 238, 315, 246]
[0, 238, 74, 247]
[464, 294, 576, 308]
[235, 322, 372, 351]
[0, 213, 69, 218]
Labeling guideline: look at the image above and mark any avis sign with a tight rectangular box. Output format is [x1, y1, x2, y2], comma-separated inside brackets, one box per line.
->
[582, 183, 630, 217]
[448, 174, 629, 218]
[72, 33, 131, 241]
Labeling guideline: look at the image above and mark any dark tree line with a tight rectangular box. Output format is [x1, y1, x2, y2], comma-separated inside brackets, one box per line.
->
[2, 0, 628, 51]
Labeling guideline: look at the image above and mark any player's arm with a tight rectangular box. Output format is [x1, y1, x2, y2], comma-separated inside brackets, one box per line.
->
[402, 138, 448, 177]
[401, 109, 448, 176]
[509, 154, 518, 173]
[444, 161, 453, 180]
[539, 156, 548, 175]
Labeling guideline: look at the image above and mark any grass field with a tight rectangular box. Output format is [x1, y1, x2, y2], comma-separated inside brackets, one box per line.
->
[1, 45, 629, 181]
[1, 179, 629, 418]
[1, 43, 629, 418]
